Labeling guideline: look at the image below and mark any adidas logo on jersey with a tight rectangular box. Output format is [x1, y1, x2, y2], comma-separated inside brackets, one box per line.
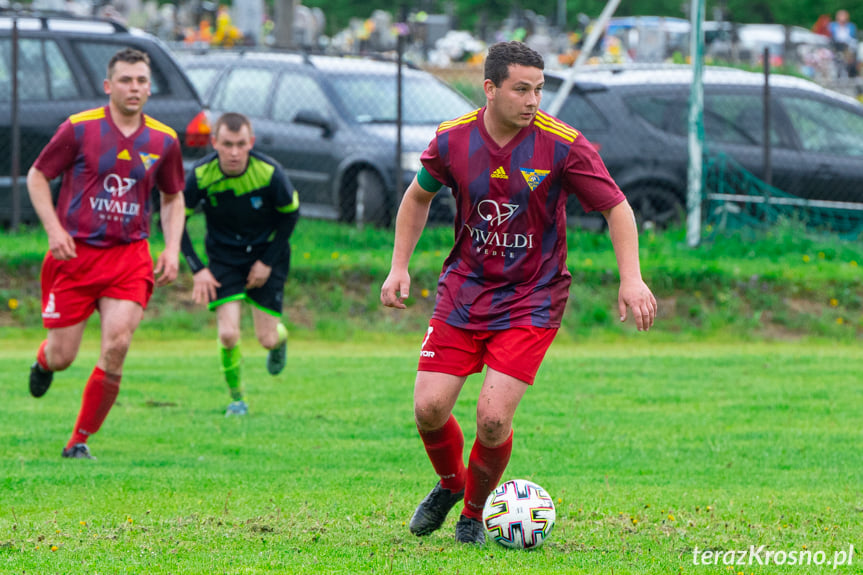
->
[491, 166, 508, 179]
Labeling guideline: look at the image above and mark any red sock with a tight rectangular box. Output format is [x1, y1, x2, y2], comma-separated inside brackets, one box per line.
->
[418, 414, 466, 492]
[462, 430, 514, 520]
[67, 367, 121, 447]
[36, 340, 50, 371]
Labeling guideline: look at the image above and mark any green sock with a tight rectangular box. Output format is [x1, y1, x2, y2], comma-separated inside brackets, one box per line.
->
[220, 343, 243, 401]
[276, 322, 288, 345]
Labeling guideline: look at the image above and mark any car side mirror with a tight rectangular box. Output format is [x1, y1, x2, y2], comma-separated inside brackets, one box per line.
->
[294, 109, 334, 138]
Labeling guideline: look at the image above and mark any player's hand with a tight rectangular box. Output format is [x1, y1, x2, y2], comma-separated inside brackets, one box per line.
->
[192, 268, 221, 304]
[618, 278, 657, 332]
[245, 260, 272, 290]
[381, 269, 410, 309]
[47, 228, 77, 261]
[154, 249, 179, 287]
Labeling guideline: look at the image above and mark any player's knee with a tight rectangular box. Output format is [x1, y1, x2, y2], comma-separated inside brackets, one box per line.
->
[218, 329, 240, 349]
[258, 331, 279, 350]
[414, 401, 450, 430]
[476, 414, 510, 445]
[101, 341, 131, 371]
[49, 352, 76, 371]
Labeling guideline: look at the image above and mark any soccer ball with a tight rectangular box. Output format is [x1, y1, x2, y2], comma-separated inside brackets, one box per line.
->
[482, 479, 556, 549]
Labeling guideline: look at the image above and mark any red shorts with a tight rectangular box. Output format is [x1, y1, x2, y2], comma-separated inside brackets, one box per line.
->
[416, 318, 558, 385]
[40, 239, 154, 329]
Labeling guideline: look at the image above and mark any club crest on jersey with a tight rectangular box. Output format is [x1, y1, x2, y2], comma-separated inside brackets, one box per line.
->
[521, 168, 550, 191]
[250, 196, 263, 210]
[139, 152, 160, 170]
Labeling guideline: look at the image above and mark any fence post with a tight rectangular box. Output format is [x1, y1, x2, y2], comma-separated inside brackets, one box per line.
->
[762, 46, 772, 187]
[686, 0, 705, 248]
[11, 16, 21, 231]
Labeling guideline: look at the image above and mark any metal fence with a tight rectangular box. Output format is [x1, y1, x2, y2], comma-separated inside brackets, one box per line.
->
[490, 59, 862, 237]
[2, 17, 863, 238]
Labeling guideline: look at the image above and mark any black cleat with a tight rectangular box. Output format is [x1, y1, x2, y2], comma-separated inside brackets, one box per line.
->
[29, 362, 54, 398]
[409, 482, 465, 536]
[61, 443, 95, 460]
[455, 514, 486, 545]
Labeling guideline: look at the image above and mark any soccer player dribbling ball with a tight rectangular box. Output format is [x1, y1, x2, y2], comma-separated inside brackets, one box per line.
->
[380, 41, 658, 544]
[26, 48, 186, 460]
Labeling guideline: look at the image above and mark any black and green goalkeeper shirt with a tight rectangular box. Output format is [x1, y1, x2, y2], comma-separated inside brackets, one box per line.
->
[181, 150, 300, 272]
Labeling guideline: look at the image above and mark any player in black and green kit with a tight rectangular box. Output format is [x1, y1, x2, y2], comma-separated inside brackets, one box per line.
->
[181, 112, 300, 416]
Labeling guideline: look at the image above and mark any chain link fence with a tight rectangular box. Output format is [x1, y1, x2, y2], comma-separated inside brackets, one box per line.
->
[2, 11, 863, 239]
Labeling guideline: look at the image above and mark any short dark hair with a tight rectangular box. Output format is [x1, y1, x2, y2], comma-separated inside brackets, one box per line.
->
[214, 112, 253, 139]
[107, 48, 150, 79]
[484, 41, 544, 87]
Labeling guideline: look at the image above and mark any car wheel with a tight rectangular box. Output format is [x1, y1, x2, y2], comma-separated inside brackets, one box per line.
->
[625, 185, 684, 230]
[340, 168, 391, 227]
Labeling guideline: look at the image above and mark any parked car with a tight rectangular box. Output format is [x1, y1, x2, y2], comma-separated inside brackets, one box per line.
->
[175, 50, 476, 225]
[542, 64, 863, 228]
[0, 12, 211, 226]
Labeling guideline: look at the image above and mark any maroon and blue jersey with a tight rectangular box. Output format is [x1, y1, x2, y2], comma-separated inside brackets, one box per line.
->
[33, 106, 185, 248]
[421, 107, 625, 330]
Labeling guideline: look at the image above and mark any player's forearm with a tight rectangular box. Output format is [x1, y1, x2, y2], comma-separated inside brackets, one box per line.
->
[179, 221, 205, 273]
[390, 179, 433, 271]
[26, 167, 64, 236]
[604, 200, 643, 283]
[159, 191, 186, 254]
[261, 209, 298, 266]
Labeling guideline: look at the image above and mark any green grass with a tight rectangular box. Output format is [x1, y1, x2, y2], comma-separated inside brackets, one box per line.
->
[2, 218, 863, 340]
[1, 335, 862, 574]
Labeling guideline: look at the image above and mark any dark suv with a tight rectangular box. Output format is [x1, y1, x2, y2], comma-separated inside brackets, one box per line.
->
[0, 13, 211, 225]
[176, 50, 476, 225]
[542, 65, 863, 228]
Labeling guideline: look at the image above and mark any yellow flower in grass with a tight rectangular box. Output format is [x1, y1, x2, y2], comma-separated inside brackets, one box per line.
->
[830, 298, 839, 307]
[303, 252, 311, 259]
[331, 252, 340, 259]
[818, 251, 826, 260]
[802, 255, 811, 263]
[420, 289, 430, 298]
[850, 260, 858, 267]
[7, 298, 17, 310]
[836, 317, 844, 325]
[667, 514, 675, 521]
[50, 546, 58, 552]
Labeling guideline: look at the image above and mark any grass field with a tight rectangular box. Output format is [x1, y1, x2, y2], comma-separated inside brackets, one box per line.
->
[1, 333, 861, 574]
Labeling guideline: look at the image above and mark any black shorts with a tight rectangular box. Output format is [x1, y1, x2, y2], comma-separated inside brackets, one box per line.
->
[207, 246, 290, 316]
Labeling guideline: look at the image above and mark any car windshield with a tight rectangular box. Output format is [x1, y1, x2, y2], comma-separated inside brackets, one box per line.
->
[328, 73, 474, 125]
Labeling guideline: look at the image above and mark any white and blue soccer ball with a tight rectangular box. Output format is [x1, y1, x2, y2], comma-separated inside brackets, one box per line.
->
[482, 479, 556, 549]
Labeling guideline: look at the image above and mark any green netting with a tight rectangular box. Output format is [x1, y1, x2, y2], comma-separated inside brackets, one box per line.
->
[702, 149, 863, 241]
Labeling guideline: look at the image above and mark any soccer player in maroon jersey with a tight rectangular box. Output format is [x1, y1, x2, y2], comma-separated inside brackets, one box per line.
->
[26, 48, 186, 460]
[381, 41, 658, 543]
